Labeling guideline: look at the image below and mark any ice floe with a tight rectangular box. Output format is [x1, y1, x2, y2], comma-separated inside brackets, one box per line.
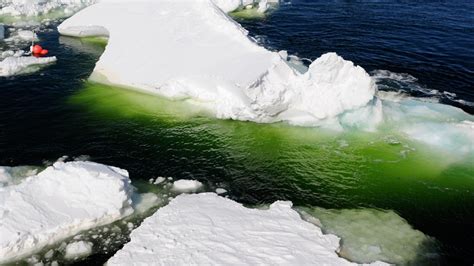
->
[0, 161, 134, 263]
[171, 179, 203, 193]
[58, 0, 376, 127]
[64, 241, 93, 260]
[0, 55, 56, 76]
[108, 193, 384, 265]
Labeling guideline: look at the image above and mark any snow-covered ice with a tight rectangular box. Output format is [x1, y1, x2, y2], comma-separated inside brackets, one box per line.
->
[58, 0, 376, 126]
[64, 241, 93, 259]
[0, 161, 134, 263]
[0, 55, 56, 76]
[171, 179, 203, 193]
[16, 29, 37, 41]
[108, 193, 382, 265]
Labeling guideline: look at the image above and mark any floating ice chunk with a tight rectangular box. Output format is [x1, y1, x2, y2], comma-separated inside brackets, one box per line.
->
[17, 30, 37, 41]
[0, 56, 56, 77]
[0, 161, 134, 263]
[215, 187, 227, 194]
[131, 193, 161, 214]
[300, 207, 435, 265]
[108, 193, 381, 265]
[152, 176, 166, 185]
[64, 241, 93, 260]
[171, 179, 203, 193]
[58, 0, 376, 127]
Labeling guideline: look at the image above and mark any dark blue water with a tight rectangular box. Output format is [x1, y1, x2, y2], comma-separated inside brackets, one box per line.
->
[1, 1, 474, 265]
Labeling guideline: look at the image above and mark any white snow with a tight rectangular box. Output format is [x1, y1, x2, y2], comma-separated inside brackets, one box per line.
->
[58, 0, 376, 126]
[0, 55, 56, 76]
[108, 193, 380, 265]
[0, 161, 134, 263]
[64, 241, 93, 259]
[171, 179, 203, 193]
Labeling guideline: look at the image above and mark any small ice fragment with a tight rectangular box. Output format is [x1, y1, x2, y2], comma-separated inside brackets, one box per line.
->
[44, 250, 54, 259]
[172, 180, 203, 193]
[17, 30, 37, 41]
[132, 193, 160, 214]
[64, 241, 93, 259]
[153, 176, 165, 185]
[215, 188, 227, 194]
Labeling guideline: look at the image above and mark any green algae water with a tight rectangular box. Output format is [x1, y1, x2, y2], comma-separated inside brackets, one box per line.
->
[67, 82, 474, 264]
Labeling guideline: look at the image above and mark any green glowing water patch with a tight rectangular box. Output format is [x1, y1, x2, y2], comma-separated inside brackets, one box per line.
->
[69, 82, 212, 123]
[79, 36, 108, 48]
[69, 83, 474, 215]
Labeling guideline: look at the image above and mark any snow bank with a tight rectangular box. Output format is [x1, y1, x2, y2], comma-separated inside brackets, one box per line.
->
[300, 207, 435, 265]
[0, 161, 134, 263]
[171, 179, 203, 193]
[58, 0, 376, 126]
[64, 241, 93, 259]
[0, 55, 56, 76]
[0, 0, 95, 17]
[108, 193, 378, 265]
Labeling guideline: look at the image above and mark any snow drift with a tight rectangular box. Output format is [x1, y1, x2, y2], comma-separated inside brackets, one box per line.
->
[58, 0, 376, 126]
[107, 193, 384, 265]
[0, 161, 134, 263]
